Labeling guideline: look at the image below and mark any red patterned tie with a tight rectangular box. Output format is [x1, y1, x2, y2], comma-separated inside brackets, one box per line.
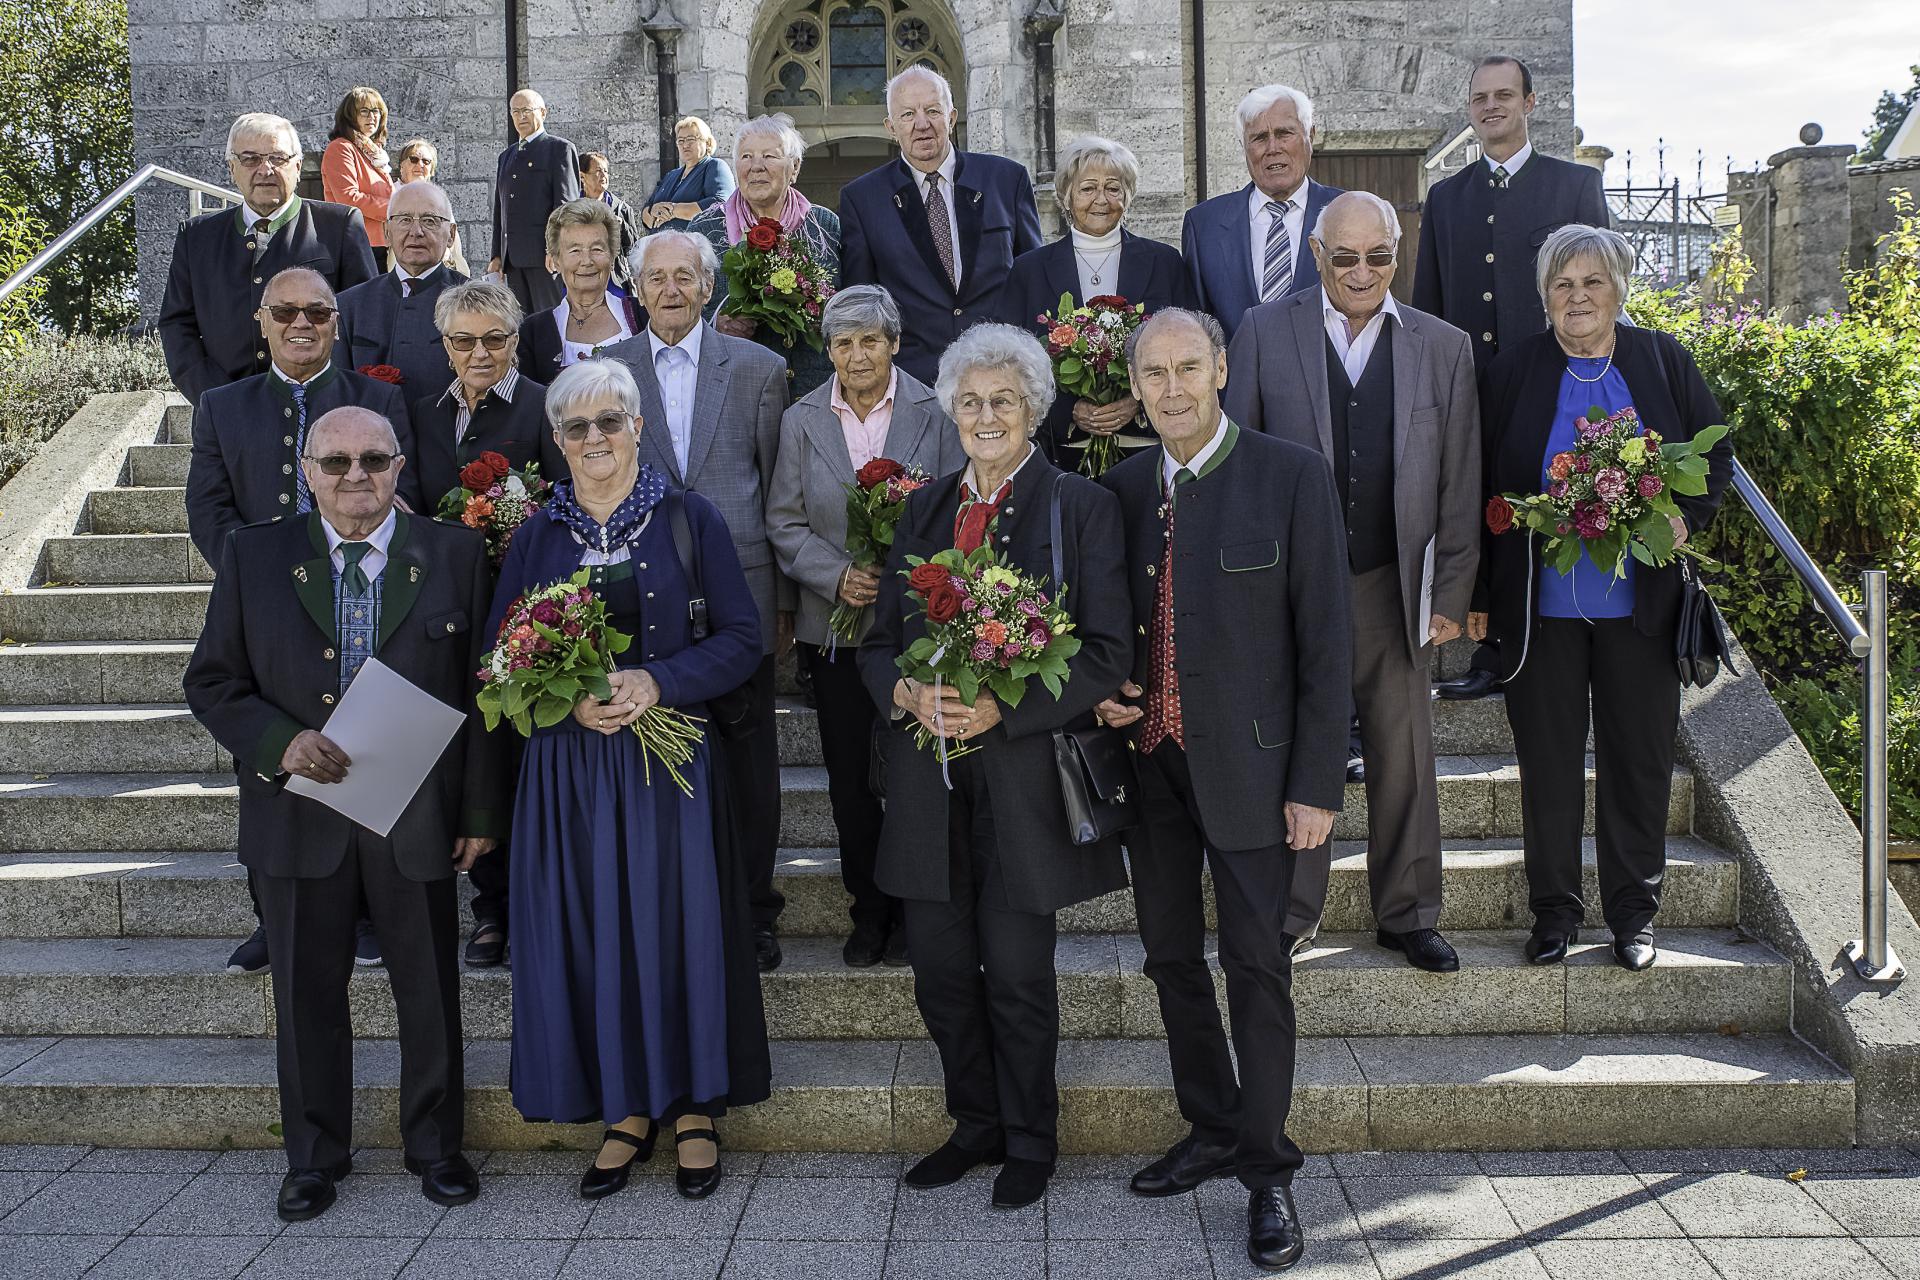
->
[953, 479, 1008, 553]
[1138, 484, 1185, 753]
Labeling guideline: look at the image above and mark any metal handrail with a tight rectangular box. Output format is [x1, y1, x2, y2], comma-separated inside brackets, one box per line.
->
[0, 164, 242, 310]
[1730, 458, 1900, 982]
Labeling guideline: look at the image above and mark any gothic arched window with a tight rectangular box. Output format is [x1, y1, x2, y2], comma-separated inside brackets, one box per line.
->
[756, 0, 960, 121]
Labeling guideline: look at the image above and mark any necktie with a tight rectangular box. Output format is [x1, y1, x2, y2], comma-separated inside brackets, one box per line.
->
[1492, 165, 1510, 189]
[952, 479, 1008, 553]
[401, 277, 413, 298]
[290, 382, 312, 513]
[925, 173, 958, 291]
[338, 541, 372, 597]
[1260, 199, 1294, 302]
[251, 218, 272, 265]
[1138, 468, 1194, 753]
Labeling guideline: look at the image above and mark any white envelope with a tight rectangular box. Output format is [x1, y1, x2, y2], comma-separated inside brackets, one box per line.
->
[285, 657, 466, 837]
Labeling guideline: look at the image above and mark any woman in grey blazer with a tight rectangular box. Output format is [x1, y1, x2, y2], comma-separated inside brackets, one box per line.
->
[766, 285, 967, 969]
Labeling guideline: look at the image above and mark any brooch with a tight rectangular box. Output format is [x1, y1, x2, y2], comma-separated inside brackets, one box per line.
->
[293, 566, 308, 583]
[409, 565, 420, 583]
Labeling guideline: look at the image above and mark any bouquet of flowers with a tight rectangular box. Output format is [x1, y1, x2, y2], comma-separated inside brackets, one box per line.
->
[1039, 292, 1147, 477]
[892, 545, 1081, 759]
[719, 217, 837, 352]
[1484, 403, 1727, 578]
[436, 452, 553, 567]
[478, 571, 706, 796]
[828, 457, 934, 644]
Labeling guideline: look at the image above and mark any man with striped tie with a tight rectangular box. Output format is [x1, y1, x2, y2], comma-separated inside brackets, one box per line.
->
[1181, 85, 1344, 341]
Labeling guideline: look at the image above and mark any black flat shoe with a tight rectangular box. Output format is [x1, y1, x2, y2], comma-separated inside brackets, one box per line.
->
[579, 1125, 655, 1199]
[1525, 928, 1577, 965]
[881, 922, 910, 968]
[1435, 668, 1500, 701]
[1131, 1133, 1237, 1197]
[1247, 1185, 1305, 1270]
[1377, 927, 1461, 973]
[464, 921, 507, 968]
[754, 925, 782, 972]
[674, 1126, 723, 1199]
[405, 1151, 479, 1206]
[276, 1157, 350, 1223]
[1614, 932, 1658, 971]
[842, 926, 886, 968]
[903, 1137, 1005, 1188]
[991, 1157, 1053, 1209]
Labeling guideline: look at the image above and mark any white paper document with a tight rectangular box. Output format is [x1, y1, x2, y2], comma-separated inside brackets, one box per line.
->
[285, 657, 466, 837]
[1419, 535, 1437, 645]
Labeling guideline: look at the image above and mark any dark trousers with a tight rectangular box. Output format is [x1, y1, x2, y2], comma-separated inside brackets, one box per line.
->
[902, 752, 1060, 1162]
[726, 654, 784, 926]
[465, 733, 523, 928]
[1502, 616, 1680, 937]
[799, 642, 896, 935]
[503, 263, 563, 315]
[1132, 742, 1303, 1188]
[254, 828, 465, 1170]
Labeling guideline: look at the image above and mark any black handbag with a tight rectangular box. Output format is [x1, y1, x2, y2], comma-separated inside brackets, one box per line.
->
[1047, 475, 1139, 844]
[665, 491, 757, 732]
[1674, 556, 1739, 688]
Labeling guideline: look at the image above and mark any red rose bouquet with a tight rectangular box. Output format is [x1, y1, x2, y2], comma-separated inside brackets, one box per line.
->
[1486, 403, 1727, 578]
[892, 545, 1081, 759]
[828, 456, 934, 644]
[1039, 291, 1147, 477]
[357, 363, 404, 385]
[435, 451, 554, 567]
[718, 216, 837, 352]
[478, 570, 706, 795]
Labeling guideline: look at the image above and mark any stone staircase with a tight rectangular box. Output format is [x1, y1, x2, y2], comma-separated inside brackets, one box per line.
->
[0, 398, 1856, 1154]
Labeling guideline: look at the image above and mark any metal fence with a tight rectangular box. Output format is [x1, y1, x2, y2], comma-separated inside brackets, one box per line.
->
[1606, 182, 1731, 285]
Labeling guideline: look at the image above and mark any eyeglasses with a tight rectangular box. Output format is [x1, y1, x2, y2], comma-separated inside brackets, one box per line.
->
[303, 451, 399, 475]
[1326, 250, 1397, 270]
[261, 303, 338, 325]
[232, 152, 297, 170]
[445, 331, 514, 352]
[557, 411, 632, 442]
[510, 107, 543, 118]
[388, 213, 452, 232]
[953, 393, 1027, 421]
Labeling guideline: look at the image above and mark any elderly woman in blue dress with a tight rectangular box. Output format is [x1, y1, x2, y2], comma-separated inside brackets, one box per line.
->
[688, 112, 842, 398]
[641, 116, 735, 232]
[486, 357, 769, 1202]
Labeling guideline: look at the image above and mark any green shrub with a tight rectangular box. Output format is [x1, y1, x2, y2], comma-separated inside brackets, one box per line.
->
[0, 331, 172, 487]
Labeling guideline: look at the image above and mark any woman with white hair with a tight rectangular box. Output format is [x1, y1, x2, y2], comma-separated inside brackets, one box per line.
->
[485, 357, 769, 1203]
[687, 112, 843, 396]
[999, 134, 1194, 466]
[855, 322, 1132, 1211]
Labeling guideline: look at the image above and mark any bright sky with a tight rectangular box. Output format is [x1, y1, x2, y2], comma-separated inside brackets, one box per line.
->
[1573, 0, 1920, 194]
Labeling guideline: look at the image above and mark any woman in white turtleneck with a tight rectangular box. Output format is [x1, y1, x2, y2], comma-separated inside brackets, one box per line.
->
[999, 136, 1196, 467]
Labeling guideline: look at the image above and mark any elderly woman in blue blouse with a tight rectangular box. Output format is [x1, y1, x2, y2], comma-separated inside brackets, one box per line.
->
[688, 112, 841, 398]
[486, 357, 769, 1202]
[642, 116, 735, 233]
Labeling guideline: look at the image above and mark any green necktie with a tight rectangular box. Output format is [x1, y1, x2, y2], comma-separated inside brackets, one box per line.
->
[339, 541, 372, 597]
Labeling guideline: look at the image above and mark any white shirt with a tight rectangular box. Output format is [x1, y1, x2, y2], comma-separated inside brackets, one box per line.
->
[909, 147, 963, 290]
[1248, 180, 1309, 293]
[1069, 224, 1123, 302]
[1162, 414, 1232, 491]
[557, 292, 635, 367]
[1321, 287, 1402, 385]
[1485, 141, 1533, 182]
[271, 361, 331, 389]
[961, 442, 1039, 501]
[320, 506, 397, 585]
[649, 322, 704, 475]
[392, 264, 438, 296]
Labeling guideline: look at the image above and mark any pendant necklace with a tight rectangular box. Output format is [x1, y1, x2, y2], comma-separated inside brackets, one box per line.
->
[1075, 247, 1119, 286]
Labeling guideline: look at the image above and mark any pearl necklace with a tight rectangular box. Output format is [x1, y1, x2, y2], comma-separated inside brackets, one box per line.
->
[1560, 339, 1617, 383]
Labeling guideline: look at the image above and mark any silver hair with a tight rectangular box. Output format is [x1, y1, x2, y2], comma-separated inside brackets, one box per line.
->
[1054, 135, 1141, 216]
[263, 266, 335, 306]
[1310, 191, 1402, 248]
[1535, 223, 1635, 307]
[434, 279, 523, 335]
[935, 322, 1056, 428]
[544, 358, 644, 429]
[635, 229, 720, 285]
[386, 179, 454, 219]
[821, 284, 902, 344]
[1124, 306, 1227, 369]
[227, 112, 300, 161]
[306, 405, 401, 455]
[1234, 84, 1315, 137]
[735, 112, 807, 166]
[886, 65, 955, 116]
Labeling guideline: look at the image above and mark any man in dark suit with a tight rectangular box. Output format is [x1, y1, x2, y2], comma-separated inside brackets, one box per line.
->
[489, 89, 581, 315]
[1096, 307, 1350, 1271]
[1225, 192, 1482, 973]
[601, 230, 793, 971]
[839, 66, 1044, 385]
[1415, 54, 1610, 702]
[160, 112, 379, 407]
[337, 181, 467, 396]
[1181, 85, 1343, 341]
[184, 406, 500, 1223]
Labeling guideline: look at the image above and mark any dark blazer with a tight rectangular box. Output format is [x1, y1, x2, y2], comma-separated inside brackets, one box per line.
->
[492, 133, 581, 270]
[1413, 153, 1610, 369]
[409, 376, 569, 509]
[1180, 179, 1342, 340]
[159, 199, 379, 407]
[336, 266, 468, 396]
[183, 511, 505, 879]
[1100, 430, 1353, 849]
[522, 294, 646, 382]
[1477, 325, 1735, 678]
[856, 457, 1133, 914]
[838, 152, 1046, 385]
[186, 366, 420, 567]
[997, 230, 1195, 459]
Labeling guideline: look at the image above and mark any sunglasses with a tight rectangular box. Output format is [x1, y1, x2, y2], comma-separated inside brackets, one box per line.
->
[303, 451, 399, 475]
[557, 411, 632, 442]
[262, 303, 338, 325]
[445, 331, 514, 352]
[1326, 250, 1397, 269]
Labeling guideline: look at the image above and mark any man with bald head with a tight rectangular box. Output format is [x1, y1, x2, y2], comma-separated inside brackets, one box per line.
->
[186, 405, 500, 1223]
[489, 89, 580, 313]
[161, 112, 379, 406]
[337, 181, 468, 394]
[1225, 191, 1482, 974]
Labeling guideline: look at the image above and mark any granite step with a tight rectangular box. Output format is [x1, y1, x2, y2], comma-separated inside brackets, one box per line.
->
[0, 584, 209, 642]
[86, 486, 188, 535]
[42, 533, 212, 586]
[0, 1031, 1853, 1153]
[0, 706, 228, 773]
[126, 442, 191, 488]
[162, 401, 192, 444]
[0, 643, 196, 706]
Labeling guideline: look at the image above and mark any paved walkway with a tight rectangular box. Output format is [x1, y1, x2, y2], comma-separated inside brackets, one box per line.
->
[4, 1144, 1920, 1278]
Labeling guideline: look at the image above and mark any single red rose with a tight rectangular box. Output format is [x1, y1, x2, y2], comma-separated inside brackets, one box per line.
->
[1485, 495, 1515, 535]
[856, 457, 906, 489]
[358, 363, 404, 384]
[925, 582, 962, 624]
[906, 562, 951, 594]
[745, 222, 780, 251]
[459, 459, 495, 492]
[479, 450, 511, 478]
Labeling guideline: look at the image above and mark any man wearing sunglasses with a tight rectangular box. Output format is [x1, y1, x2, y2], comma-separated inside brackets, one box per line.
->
[1224, 191, 1482, 977]
[337, 181, 469, 395]
[160, 112, 379, 408]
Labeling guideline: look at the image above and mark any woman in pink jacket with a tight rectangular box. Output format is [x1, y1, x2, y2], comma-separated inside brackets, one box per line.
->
[322, 87, 395, 263]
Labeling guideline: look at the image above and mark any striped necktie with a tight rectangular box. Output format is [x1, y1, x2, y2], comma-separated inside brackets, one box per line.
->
[1492, 165, 1510, 189]
[1260, 199, 1294, 303]
[290, 381, 312, 513]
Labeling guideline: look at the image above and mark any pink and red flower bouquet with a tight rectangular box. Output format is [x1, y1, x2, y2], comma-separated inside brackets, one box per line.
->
[718, 216, 837, 352]
[829, 456, 934, 643]
[1039, 291, 1147, 477]
[435, 451, 553, 568]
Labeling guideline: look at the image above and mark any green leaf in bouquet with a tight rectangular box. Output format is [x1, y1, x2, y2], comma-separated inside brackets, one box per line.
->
[1668, 467, 1710, 497]
[1548, 536, 1583, 575]
[533, 691, 574, 727]
[1587, 404, 1606, 421]
[905, 636, 937, 662]
[1039, 670, 1064, 699]
[1629, 537, 1658, 567]
[1057, 291, 1075, 315]
[1688, 423, 1729, 452]
[1641, 512, 1676, 562]
[503, 682, 533, 717]
[479, 702, 503, 731]
[605, 628, 633, 656]
[1052, 635, 1082, 662]
[510, 708, 532, 736]
[1059, 355, 1084, 380]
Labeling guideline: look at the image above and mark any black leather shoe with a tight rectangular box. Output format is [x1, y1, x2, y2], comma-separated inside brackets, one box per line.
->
[882, 922, 910, 967]
[1247, 1184, 1305, 1270]
[464, 920, 507, 968]
[226, 925, 270, 975]
[1614, 932, 1658, 971]
[674, 1126, 723, 1199]
[579, 1125, 655, 1199]
[991, 1157, 1053, 1209]
[1435, 668, 1500, 701]
[842, 926, 886, 968]
[1377, 928, 1460, 973]
[903, 1137, 1005, 1188]
[276, 1158, 350, 1223]
[1346, 756, 1366, 784]
[1525, 928, 1577, 965]
[1130, 1133, 1238, 1197]
[754, 924, 782, 972]
[354, 918, 382, 968]
[404, 1151, 479, 1206]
